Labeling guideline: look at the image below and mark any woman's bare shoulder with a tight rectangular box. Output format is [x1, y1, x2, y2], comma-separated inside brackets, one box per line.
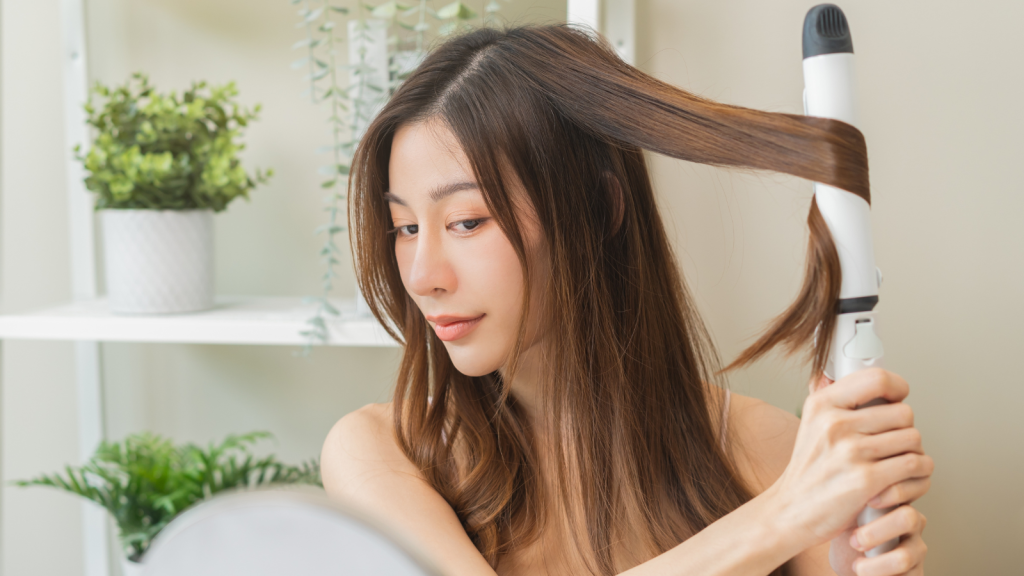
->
[321, 402, 419, 499]
[725, 392, 801, 494]
[320, 402, 498, 576]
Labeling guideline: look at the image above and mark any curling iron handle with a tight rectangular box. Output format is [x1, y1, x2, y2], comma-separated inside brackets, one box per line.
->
[854, 397, 899, 558]
[829, 313, 899, 558]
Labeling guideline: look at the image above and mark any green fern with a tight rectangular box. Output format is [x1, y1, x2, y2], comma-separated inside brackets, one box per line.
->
[14, 431, 321, 562]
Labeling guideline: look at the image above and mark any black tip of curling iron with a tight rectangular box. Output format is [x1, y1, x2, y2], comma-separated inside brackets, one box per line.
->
[803, 4, 854, 59]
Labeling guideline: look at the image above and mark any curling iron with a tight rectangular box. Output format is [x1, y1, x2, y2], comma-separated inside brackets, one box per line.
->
[802, 4, 898, 559]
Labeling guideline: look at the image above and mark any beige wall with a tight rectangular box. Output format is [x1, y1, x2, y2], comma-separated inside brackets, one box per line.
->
[1, 1, 1021, 575]
[637, 1, 1024, 574]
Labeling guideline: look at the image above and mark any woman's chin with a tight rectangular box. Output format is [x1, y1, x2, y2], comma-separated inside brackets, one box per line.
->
[446, 346, 502, 378]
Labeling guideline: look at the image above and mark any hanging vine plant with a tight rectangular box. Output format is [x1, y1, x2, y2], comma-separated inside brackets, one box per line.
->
[289, 0, 510, 353]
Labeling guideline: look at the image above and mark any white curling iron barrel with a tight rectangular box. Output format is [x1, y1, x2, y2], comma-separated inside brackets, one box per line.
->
[802, 4, 898, 558]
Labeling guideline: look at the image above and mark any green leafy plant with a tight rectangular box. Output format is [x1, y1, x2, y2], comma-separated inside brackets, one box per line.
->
[291, 0, 359, 352]
[290, 0, 509, 352]
[78, 72, 273, 212]
[14, 431, 320, 562]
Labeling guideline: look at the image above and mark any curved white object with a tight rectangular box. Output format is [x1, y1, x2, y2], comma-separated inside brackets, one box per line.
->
[803, 52, 858, 126]
[141, 489, 440, 576]
[803, 53, 878, 301]
[803, 10, 896, 558]
[815, 184, 878, 300]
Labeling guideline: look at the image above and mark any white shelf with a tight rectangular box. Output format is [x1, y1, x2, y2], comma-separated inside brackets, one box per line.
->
[0, 296, 399, 347]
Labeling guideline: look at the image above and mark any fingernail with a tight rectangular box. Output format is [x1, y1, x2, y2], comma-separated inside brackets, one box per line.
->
[850, 532, 863, 551]
[868, 495, 882, 507]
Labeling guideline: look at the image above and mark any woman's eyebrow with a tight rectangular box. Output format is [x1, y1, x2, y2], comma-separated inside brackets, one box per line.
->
[384, 181, 479, 206]
[383, 192, 407, 206]
[430, 181, 479, 202]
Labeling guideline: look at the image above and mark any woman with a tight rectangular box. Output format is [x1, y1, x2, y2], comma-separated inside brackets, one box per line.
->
[321, 24, 932, 576]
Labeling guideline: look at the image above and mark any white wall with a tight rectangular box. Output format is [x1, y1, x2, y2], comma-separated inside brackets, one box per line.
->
[2, 1, 1021, 575]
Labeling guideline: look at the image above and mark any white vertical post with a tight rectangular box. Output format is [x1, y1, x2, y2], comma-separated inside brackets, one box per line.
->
[604, 0, 636, 65]
[568, 0, 601, 35]
[568, 0, 635, 66]
[60, 0, 109, 575]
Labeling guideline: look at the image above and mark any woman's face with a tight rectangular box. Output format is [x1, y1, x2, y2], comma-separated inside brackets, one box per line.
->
[387, 119, 548, 377]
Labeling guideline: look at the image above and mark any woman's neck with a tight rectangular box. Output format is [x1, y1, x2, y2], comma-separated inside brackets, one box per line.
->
[501, 343, 548, 436]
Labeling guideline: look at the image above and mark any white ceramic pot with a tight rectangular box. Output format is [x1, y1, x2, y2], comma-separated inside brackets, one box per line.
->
[121, 556, 145, 576]
[102, 209, 215, 314]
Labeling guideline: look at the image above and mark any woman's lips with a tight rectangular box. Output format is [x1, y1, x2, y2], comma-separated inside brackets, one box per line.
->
[431, 314, 484, 341]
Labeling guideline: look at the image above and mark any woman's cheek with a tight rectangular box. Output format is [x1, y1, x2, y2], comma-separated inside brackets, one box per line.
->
[394, 242, 415, 292]
[457, 228, 524, 335]
[394, 225, 524, 362]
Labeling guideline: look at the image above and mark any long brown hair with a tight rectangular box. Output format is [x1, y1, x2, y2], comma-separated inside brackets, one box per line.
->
[349, 23, 868, 575]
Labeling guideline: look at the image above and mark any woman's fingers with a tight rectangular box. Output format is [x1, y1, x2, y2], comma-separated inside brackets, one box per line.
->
[856, 426, 923, 459]
[849, 402, 916, 436]
[852, 505, 923, 554]
[786, 368, 931, 556]
[829, 525, 862, 576]
[868, 477, 931, 509]
[819, 368, 910, 410]
[871, 453, 935, 493]
[809, 373, 834, 393]
[852, 532, 926, 576]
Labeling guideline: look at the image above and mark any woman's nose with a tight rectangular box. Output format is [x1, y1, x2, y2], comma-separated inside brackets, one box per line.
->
[405, 232, 457, 297]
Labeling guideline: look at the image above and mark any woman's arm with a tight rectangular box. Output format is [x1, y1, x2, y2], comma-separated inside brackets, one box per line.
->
[322, 369, 931, 576]
[723, 391, 834, 575]
[623, 370, 931, 576]
[321, 402, 801, 576]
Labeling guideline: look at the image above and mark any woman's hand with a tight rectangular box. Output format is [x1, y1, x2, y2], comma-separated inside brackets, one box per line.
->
[828, 503, 928, 576]
[811, 373, 931, 576]
[762, 368, 933, 573]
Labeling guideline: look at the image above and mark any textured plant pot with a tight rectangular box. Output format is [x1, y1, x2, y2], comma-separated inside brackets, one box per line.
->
[121, 557, 144, 576]
[102, 209, 215, 314]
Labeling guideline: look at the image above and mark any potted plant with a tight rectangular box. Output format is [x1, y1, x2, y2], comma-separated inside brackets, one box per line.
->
[14, 431, 320, 575]
[78, 73, 272, 314]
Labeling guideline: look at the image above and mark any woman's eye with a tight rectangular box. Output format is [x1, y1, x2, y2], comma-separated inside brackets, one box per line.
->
[390, 218, 487, 237]
[451, 218, 486, 233]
